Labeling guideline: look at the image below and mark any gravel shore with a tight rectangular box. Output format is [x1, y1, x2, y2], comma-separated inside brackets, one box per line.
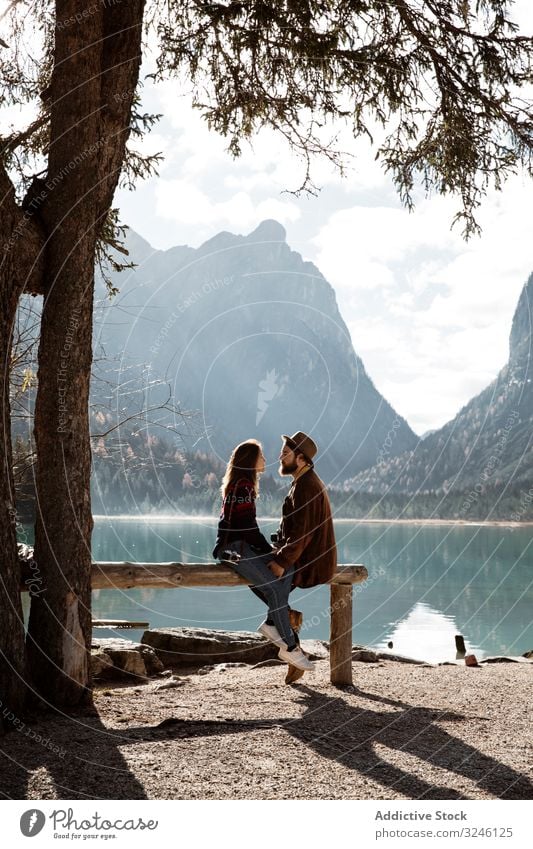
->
[1, 660, 531, 800]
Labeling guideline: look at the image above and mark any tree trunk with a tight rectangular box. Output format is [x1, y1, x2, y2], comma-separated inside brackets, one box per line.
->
[27, 0, 145, 707]
[0, 298, 26, 721]
[0, 163, 45, 720]
[28, 258, 96, 704]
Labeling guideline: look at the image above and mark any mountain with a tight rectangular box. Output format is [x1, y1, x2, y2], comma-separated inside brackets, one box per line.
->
[94, 220, 417, 482]
[344, 272, 533, 497]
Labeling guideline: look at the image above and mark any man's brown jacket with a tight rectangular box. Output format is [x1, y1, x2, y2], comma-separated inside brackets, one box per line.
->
[273, 467, 337, 588]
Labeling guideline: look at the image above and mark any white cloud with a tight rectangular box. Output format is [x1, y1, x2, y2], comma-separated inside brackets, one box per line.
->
[513, 0, 533, 33]
[311, 174, 533, 432]
[312, 198, 462, 293]
[155, 179, 300, 237]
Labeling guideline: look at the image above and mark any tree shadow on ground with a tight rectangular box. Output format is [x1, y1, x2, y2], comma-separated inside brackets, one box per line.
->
[281, 685, 532, 800]
[0, 686, 530, 799]
[0, 708, 149, 799]
[0, 711, 285, 799]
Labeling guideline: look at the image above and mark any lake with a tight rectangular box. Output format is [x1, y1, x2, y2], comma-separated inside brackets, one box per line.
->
[20, 518, 533, 662]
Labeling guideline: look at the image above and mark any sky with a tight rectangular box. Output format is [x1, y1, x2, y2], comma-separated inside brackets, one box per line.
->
[3, 1, 533, 436]
[111, 2, 533, 436]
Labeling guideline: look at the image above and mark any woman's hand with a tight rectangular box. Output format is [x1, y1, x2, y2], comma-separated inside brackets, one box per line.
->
[268, 560, 285, 578]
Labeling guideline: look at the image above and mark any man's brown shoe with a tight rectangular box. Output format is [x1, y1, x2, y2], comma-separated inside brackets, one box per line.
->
[288, 608, 303, 632]
[285, 664, 305, 684]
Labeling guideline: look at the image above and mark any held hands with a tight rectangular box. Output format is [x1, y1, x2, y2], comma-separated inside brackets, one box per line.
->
[267, 560, 285, 578]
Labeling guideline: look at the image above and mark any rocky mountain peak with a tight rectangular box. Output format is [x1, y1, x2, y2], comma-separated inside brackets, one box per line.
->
[96, 223, 416, 481]
[509, 272, 533, 363]
[248, 219, 287, 243]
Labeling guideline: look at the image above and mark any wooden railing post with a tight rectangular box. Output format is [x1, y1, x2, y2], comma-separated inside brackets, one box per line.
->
[329, 583, 353, 686]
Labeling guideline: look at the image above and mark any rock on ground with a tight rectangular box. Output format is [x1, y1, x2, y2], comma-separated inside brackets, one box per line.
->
[141, 627, 280, 666]
[91, 639, 164, 680]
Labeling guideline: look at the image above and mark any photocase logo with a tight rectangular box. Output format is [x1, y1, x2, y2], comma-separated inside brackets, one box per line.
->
[20, 809, 46, 837]
[256, 369, 288, 425]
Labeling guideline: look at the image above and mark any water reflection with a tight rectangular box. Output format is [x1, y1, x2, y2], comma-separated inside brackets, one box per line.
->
[375, 601, 483, 664]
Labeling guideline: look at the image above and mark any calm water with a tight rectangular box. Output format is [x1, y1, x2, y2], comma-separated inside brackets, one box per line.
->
[22, 518, 533, 662]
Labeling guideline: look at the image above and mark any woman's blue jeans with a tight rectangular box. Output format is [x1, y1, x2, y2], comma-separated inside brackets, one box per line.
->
[221, 540, 297, 649]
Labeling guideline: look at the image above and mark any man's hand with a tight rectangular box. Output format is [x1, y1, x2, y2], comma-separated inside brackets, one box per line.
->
[268, 560, 285, 578]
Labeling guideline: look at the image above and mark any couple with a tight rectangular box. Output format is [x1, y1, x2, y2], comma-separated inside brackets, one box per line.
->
[213, 431, 337, 676]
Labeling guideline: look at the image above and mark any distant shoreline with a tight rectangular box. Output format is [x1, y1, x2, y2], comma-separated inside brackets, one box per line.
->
[91, 514, 533, 528]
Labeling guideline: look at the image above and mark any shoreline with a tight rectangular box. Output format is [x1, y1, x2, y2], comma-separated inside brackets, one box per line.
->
[91, 514, 533, 528]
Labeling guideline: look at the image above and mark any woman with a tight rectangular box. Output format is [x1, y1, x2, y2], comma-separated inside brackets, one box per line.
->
[213, 439, 313, 672]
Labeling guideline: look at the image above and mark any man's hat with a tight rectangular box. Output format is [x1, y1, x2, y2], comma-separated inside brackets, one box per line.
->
[281, 431, 318, 461]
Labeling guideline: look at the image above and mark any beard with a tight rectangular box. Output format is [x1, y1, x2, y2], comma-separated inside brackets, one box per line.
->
[279, 460, 298, 476]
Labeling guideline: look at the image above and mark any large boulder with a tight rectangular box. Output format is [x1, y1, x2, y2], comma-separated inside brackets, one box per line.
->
[91, 650, 114, 678]
[300, 639, 329, 660]
[141, 627, 280, 667]
[482, 655, 533, 664]
[352, 649, 380, 663]
[91, 638, 164, 679]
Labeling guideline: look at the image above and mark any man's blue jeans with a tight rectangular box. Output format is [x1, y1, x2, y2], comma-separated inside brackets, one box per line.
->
[221, 540, 297, 649]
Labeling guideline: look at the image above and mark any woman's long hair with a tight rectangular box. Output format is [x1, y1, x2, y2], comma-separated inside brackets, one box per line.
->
[221, 439, 263, 497]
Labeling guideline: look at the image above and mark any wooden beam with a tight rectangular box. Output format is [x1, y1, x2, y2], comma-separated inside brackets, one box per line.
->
[92, 619, 149, 629]
[20, 561, 367, 591]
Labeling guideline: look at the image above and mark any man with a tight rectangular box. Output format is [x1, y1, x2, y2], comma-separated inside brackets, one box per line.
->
[268, 431, 337, 680]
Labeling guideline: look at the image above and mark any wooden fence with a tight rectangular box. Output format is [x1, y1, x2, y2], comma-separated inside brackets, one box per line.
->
[22, 560, 368, 685]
